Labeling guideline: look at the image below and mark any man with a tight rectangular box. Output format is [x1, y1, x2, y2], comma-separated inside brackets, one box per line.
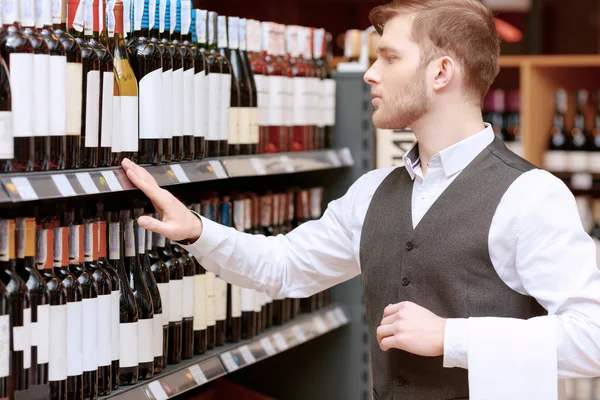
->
[122, 0, 600, 398]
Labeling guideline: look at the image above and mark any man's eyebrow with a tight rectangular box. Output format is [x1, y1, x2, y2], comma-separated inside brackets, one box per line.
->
[376, 45, 400, 55]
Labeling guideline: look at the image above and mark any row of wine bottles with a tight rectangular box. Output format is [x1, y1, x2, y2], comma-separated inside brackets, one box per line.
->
[0, 185, 327, 400]
[0, 0, 337, 172]
[482, 88, 522, 157]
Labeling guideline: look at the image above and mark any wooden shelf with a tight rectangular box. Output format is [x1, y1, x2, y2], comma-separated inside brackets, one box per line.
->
[499, 54, 600, 68]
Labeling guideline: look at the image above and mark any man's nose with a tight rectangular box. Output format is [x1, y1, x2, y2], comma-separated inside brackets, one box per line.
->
[364, 60, 381, 85]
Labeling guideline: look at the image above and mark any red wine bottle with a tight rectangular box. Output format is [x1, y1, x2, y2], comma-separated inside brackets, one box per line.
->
[170, 241, 194, 359]
[225, 198, 241, 342]
[190, 204, 207, 354]
[144, 226, 164, 374]
[199, 201, 216, 350]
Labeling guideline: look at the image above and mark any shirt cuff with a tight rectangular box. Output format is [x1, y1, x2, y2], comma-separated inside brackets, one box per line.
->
[177, 210, 224, 259]
[443, 318, 469, 369]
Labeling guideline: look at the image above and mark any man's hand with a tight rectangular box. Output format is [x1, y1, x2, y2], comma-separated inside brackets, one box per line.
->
[121, 158, 203, 242]
[376, 301, 446, 357]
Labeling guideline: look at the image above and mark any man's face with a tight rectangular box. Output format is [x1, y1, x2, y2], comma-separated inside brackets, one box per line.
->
[364, 14, 431, 130]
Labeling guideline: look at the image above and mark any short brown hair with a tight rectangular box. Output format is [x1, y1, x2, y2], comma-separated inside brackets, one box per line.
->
[369, 0, 501, 104]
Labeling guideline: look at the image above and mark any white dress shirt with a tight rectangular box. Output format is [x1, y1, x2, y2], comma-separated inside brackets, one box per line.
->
[182, 123, 600, 378]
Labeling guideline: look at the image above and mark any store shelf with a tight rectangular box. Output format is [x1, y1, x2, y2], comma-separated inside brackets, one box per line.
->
[550, 171, 600, 192]
[0, 148, 354, 203]
[100, 304, 349, 400]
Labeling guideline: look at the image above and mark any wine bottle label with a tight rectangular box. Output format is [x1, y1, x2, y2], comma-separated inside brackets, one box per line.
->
[219, 74, 232, 141]
[148, 0, 156, 30]
[217, 15, 227, 48]
[85, 70, 101, 147]
[260, 196, 272, 227]
[156, 233, 166, 248]
[111, 290, 120, 361]
[228, 107, 240, 145]
[111, 94, 121, 151]
[238, 18, 246, 51]
[182, 276, 194, 318]
[133, 0, 142, 31]
[100, 71, 114, 146]
[13, 307, 31, 369]
[123, 0, 132, 36]
[193, 71, 205, 138]
[180, 0, 191, 35]
[49, 56, 67, 137]
[69, 225, 83, 264]
[568, 151, 588, 173]
[16, 218, 26, 259]
[49, 304, 68, 381]
[137, 225, 146, 254]
[543, 150, 568, 172]
[139, 69, 163, 140]
[138, 318, 154, 363]
[240, 288, 254, 312]
[161, 68, 173, 139]
[169, 279, 183, 322]
[36, 0, 45, 28]
[171, 68, 184, 138]
[66, 62, 83, 136]
[253, 290, 261, 313]
[183, 68, 194, 137]
[52, 0, 62, 24]
[72, 0, 85, 31]
[214, 277, 227, 321]
[153, 313, 162, 357]
[260, 22, 269, 54]
[0, 220, 8, 262]
[169, 0, 176, 35]
[228, 17, 239, 50]
[84, 0, 93, 34]
[233, 200, 244, 231]
[119, 322, 139, 368]
[195, 10, 207, 44]
[120, 96, 140, 151]
[36, 229, 51, 269]
[107, 0, 115, 36]
[324, 79, 336, 126]
[316, 78, 326, 128]
[235, 107, 250, 145]
[207, 11, 217, 45]
[20, 0, 35, 27]
[251, 108, 259, 145]
[0, 111, 13, 160]
[207, 73, 221, 141]
[193, 274, 206, 330]
[146, 229, 152, 251]
[231, 285, 241, 318]
[243, 199, 252, 231]
[0, 314, 7, 378]
[284, 77, 294, 127]
[157, 282, 169, 325]
[124, 220, 134, 257]
[108, 222, 120, 260]
[292, 78, 307, 126]
[67, 302, 84, 375]
[82, 298, 99, 371]
[97, 294, 111, 367]
[589, 152, 600, 173]
[53, 227, 62, 267]
[205, 272, 216, 326]
[310, 188, 323, 219]
[268, 76, 284, 127]
[32, 304, 50, 364]
[158, 0, 166, 33]
[10, 53, 34, 139]
[83, 222, 94, 262]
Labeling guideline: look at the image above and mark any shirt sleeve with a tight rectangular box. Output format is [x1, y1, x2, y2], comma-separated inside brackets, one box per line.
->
[179, 178, 363, 300]
[443, 171, 600, 378]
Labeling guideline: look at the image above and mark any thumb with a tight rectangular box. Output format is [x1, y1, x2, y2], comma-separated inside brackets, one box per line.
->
[138, 215, 174, 238]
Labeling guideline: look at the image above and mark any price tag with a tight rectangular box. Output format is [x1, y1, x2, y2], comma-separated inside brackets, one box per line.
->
[571, 173, 593, 190]
[339, 148, 355, 166]
[75, 173, 100, 194]
[100, 171, 123, 191]
[335, 307, 349, 325]
[313, 316, 328, 334]
[279, 155, 295, 173]
[250, 158, 266, 175]
[220, 352, 239, 372]
[51, 175, 77, 197]
[188, 364, 208, 385]
[10, 177, 38, 200]
[260, 337, 277, 356]
[148, 381, 169, 400]
[326, 310, 340, 329]
[239, 345, 257, 365]
[170, 164, 190, 183]
[272, 332, 289, 352]
[327, 150, 342, 167]
[208, 160, 228, 179]
[292, 325, 307, 342]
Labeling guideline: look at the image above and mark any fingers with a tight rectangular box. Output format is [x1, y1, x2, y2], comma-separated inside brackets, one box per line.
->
[380, 335, 401, 352]
[380, 312, 400, 326]
[122, 159, 166, 206]
[376, 324, 397, 344]
[137, 215, 172, 238]
[383, 301, 411, 318]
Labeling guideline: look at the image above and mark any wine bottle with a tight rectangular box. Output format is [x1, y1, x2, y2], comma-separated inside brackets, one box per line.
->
[216, 15, 232, 157]
[174, 0, 194, 160]
[193, 9, 209, 160]
[238, 18, 258, 155]
[204, 11, 222, 158]
[226, 16, 242, 156]
[189, 204, 206, 354]
[250, 194, 265, 332]
[544, 89, 569, 172]
[0, 0, 35, 171]
[164, 0, 182, 161]
[55, 0, 83, 169]
[185, 4, 206, 160]
[200, 201, 216, 349]
[146, 218, 170, 370]
[239, 197, 257, 339]
[53, 220, 83, 399]
[0, 269, 7, 399]
[304, 27, 318, 150]
[39, 221, 67, 400]
[262, 22, 285, 154]
[83, 218, 113, 396]
[288, 25, 309, 152]
[214, 199, 232, 346]
[247, 20, 268, 154]
[278, 24, 294, 152]
[313, 28, 327, 150]
[323, 31, 336, 149]
[144, 226, 164, 374]
[67, 211, 99, 400]
[89, 0, 115, 168]
[128, 0, 163, 165]
[0, 51, 12, 172]
[568, 89, 589, 173]
[153, 0, 173, 163]
[229, 199, 246, 342]
[0, 219, 31, 398]
[170, 240, 194, 359]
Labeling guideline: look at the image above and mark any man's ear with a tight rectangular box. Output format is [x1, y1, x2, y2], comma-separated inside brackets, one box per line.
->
[431, 56, 456, 92]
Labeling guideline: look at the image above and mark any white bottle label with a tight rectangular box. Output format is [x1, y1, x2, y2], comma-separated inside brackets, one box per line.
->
[139, 68, 162, 139]
[84, 0, 93, 35]
[589, 152, 600, 173]
[238, 108, 252, 144]
[219, 74, 231, 141]
[182, 276, 194, 318]
[162, 69, 173, 139]
[148, 0, 156, 30]
[10, 53, 34, 138]
[111, 290, 120, 361]
[207, 73, 221, 141]
[107, 0, 115, 36]
[67, 301, 83, 376]
[194, 72, 205, 138]
[49, 304, 67, 381]
[120, 96, 139, 151]
[183, 68, 195, 137]
[138, 318, 154, 363]
[3, 0, 17, 24]
[100, 71, 114, 146]
[283, 76, 293, 127]
[66, 62, 83, 136]
[544, 150, 568, 172]
[33, 304, 50, 364]
[293, 77, 307, 126]
[268, 76, 283, 126]
[84, 70, 101, 147]
[169, 279, 183, 322]
[214, 278, 227, 321]
[158, 0, 166, 33]
[253, 290, 261, 313]
[133, 0, 143, 31]
[0, 315, 9, 378]
[21, 0, 35, 27]
[124, 220, 134, 257]
[111, 95, 121, 151]
[250, 108, 259, 144]
[316, 79, 325, 128]
[97, 294, 112, 367]
[0, 111, 13, 159]
[157, 282, 169, 326]
[253, 75, 268, 126]
[195, 10, 207, 43]
[153, 313, 162, 357]
[172, 68, 184, 138]
[13, 307, 31, 368]
[119, 322, 138, 368]
[180, 0, 191, 35]
[568, 151, 588, 173]
[205, 272, 215, 326]
[241, 288, 254, 312]
[82, 298, 98, 371]
[324, 78, 336, 126]
[52, 0, 62, 24]
[49, 56, 67, 137]
[193, 274, 206, 331]
[228, 107, 240, 145]
[231, 285, 241, 318]
[169, 0, 176, 35]
[72, 0, 85, 31]
[33, 54, 50, 137]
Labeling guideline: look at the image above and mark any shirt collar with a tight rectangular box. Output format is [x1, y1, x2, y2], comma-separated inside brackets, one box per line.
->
[403, 123, 495, 180]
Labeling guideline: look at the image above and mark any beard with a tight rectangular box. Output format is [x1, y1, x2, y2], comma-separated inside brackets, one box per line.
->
[372, 66, 430, 130]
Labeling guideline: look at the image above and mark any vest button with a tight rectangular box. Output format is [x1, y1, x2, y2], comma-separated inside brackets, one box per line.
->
[396, 377, 404, 387]
[405, 241, 414, 250]
[401, 277, 410, 286]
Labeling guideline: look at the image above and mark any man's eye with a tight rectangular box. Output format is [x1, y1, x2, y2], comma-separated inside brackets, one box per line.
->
[387, 56, 395, 63]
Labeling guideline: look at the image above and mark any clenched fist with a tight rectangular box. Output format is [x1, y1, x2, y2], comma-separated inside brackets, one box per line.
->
[376, 301, 446, 357]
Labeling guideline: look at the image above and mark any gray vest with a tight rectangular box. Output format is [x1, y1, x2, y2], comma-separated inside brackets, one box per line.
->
[360, 137, 546, 400]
